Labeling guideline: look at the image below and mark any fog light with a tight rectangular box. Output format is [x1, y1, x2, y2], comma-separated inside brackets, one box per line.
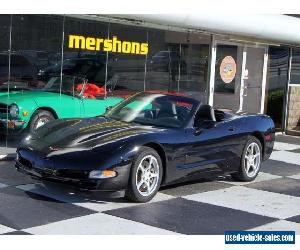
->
[10, 104, 19, 118]
[89, 170, 117, 179]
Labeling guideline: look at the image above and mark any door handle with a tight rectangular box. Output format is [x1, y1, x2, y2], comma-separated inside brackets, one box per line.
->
[228, 126, 235, 132]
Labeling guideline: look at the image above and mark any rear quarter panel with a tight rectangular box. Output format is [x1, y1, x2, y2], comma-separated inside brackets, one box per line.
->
[236, 114, 275, 160]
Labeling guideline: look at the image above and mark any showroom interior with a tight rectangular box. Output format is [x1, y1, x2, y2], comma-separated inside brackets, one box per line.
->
[0, 14, 300, 150]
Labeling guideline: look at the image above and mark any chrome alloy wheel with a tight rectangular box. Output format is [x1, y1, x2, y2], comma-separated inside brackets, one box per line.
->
[135, 155, 160, 197]
[35, 117, 50, 129]
[244, 142, 261, 178]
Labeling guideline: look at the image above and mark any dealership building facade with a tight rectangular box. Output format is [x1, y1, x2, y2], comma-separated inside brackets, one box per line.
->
[0, 14, 300, 147]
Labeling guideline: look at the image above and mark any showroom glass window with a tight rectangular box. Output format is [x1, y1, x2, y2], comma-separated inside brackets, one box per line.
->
[213, 44, 243, 112]
[0, 15, 11, 148]
[145, 29, 210, 102]
[64, 17, 109, 89]
[11, 15, 64, 89]
[290, 48, 300, 84]
[144, 29, 180, 93]
[265, 47, 290, 129]
[178, 33, 210, 102]
[4, 15, 64, 145]
[62, 17, 110, 118]
[106, 22, 147, 95]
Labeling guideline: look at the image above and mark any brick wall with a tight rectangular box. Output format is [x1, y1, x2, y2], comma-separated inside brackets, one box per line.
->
[287, 86, 300, 131]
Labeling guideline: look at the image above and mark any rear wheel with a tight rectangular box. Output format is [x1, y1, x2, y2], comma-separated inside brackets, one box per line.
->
[125, 146, 163, 203]
[28, 110, 55, 133]
[231, 136, 262, 182]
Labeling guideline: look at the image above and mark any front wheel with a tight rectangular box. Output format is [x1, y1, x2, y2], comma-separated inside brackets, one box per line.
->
[125, 147, 163, 203]
[28, 110, 55, 133]
[231, 136, 262, 182]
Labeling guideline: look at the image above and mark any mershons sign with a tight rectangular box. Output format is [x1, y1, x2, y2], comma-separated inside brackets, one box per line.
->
[68, 35, 149, 55]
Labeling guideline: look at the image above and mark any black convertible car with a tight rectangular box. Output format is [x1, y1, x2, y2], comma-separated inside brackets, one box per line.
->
[16, 92, 275, 202]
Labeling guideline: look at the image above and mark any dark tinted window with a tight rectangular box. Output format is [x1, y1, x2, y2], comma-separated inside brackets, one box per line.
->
[64, 17, 109, 86]
[106, 23, 147, 94]
[265, 47, 289, 128]
[11, 15, 64, 88]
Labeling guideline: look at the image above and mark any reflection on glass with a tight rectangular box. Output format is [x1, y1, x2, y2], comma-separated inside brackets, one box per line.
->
[265, 47, 289, 128]
[64, 17, 109, 87]
[215, 45, 237, 94]
[1, 15, 211, 149]
[146, 30, 209, 102]
[290, 48, 300, 84]
[146, 30, 180, 93]
[0, 15, 12, 150]
[213, 44, 243, 112]
[106, 23, 147, 97]
[179, 43, 209, 101]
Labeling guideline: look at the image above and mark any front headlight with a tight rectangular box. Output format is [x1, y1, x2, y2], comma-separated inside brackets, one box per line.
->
[89, 170, 117, 179]
[10, 104, 19, 118]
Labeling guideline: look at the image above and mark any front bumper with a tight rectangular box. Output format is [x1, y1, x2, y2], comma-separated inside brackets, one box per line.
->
[0, 118, 26, 132]
[15, 159, 131, 191]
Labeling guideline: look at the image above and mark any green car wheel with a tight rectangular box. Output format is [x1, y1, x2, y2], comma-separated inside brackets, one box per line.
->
[28, 110, 55, 133]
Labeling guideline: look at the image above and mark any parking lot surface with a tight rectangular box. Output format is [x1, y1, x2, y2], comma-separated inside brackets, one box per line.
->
[0, 134, 299, 235]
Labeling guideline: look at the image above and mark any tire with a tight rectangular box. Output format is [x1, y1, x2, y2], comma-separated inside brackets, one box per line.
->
[125, 146, 163, 203]
[231, 136, 262, 182]
[28, 110, 55, 134]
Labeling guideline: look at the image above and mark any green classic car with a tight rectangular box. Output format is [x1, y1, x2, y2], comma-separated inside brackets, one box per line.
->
[0, 75, 123, 134]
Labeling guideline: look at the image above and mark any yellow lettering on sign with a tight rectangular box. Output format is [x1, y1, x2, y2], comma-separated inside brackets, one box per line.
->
[68, 35, 86, 49]
[140, 43, 149, 55]
[122, 41, 131, 54]
[103, 39, 112, 52]
[112, 36, 122, 53]
[131, 42, 140, 54]
[68, 35, 148, 55]
[86, 37, 96, 50]
[96, 38, 104, 51]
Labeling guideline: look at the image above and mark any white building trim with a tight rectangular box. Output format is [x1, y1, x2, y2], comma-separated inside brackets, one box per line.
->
[106, 14, 300, 46]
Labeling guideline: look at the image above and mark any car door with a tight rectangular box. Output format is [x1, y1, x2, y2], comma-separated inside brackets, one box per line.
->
[54, 94, 83, 119]
[182, 116, 241, 176]
[81, 96, 123, 118]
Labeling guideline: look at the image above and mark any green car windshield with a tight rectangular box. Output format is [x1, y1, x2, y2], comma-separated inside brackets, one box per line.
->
[43, 75, 87, 96]
[105, 93, 197, 128]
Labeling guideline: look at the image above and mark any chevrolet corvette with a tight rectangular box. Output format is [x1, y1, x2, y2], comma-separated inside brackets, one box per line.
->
[16, 92, 275, 202]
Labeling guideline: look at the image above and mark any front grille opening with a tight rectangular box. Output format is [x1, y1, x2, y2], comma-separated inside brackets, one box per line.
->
[57, 169, 89, 179]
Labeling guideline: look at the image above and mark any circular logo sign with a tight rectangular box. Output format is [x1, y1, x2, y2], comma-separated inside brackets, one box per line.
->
[220, 56, 237, 84]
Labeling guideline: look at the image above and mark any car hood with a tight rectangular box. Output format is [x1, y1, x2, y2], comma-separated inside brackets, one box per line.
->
[0, 91, 23, 97]
[22, 117, 162, 153]
[0, 90, 63, 104]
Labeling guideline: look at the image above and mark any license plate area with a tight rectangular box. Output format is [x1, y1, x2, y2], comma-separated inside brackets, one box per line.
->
[7, 121, 15, 129]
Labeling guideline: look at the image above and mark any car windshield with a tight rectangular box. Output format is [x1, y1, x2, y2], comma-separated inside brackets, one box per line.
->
[105, 93, 198, 128]
[43, 75, 86, 96]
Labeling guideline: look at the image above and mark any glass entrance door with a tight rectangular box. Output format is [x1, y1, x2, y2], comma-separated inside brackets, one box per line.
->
[211, 41, 267, 114]
[241, 46, 266, 113]
[213, 44, 244, 112]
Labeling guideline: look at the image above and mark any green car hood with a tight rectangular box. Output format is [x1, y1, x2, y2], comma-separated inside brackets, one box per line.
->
[0, 91, 64, 104]
[0, 91, 21, 98]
